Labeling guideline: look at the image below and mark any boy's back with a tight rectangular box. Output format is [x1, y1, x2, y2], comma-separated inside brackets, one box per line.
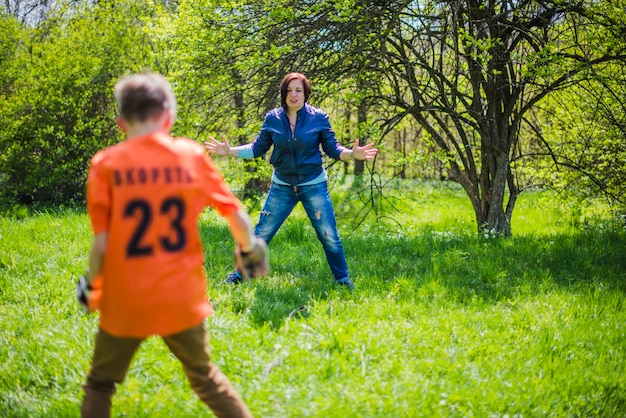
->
[87, 131, 240, 337]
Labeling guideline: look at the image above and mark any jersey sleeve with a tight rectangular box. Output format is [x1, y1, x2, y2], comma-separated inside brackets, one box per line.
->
[199, 153, 241, 217]
[86, 152, 112, 234]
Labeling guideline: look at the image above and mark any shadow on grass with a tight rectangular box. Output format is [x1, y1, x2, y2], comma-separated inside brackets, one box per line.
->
[201, 216, 626, 329]
[203, 217, 352, 329]
[250, 279, 334, 326]
[347, 226, 626, 304]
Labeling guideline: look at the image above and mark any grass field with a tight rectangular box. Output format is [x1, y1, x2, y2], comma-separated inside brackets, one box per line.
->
[1, 179, 625, 417]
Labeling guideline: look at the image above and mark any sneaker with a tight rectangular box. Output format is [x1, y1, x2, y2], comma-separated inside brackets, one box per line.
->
[225, 270, 242, 284]
[336, 277, 355, 290]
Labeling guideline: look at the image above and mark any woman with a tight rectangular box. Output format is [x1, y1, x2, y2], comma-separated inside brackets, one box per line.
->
[205, 72, 378, 288]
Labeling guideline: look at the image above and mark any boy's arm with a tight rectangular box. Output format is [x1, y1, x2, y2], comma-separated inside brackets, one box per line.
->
[77, 232, 107, 313]
[224, 208, 256, 252]
[224, 208, 269, 278]
[88, 232, 108, 283]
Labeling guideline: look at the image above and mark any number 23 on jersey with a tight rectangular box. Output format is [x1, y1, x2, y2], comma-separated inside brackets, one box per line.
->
[124, 196, 187, 258]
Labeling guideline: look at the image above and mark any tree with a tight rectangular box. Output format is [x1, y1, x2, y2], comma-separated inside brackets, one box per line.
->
[215, 0, 625, 235]
[171, 1, 277, 202]
[0, 0, 160, 206]
[366, 0, 625, 235]
[174, 0, 388, 204]
[0, 11, 24, 101]
[534, 63, 626, 206]
[518, 0, 626, 209]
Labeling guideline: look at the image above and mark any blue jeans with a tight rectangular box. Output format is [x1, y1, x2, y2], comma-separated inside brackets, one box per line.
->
[254, 182, 349, 282]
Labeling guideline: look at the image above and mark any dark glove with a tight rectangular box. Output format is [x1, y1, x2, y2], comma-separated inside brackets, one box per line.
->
[235, 237, 269, 279]
[76, 273, 94, 313]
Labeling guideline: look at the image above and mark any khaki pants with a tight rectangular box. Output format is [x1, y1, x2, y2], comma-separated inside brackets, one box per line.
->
[81, 323, 252, 418]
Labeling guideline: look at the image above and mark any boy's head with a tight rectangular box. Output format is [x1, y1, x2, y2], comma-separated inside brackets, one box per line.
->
[114, 72, 177, 127]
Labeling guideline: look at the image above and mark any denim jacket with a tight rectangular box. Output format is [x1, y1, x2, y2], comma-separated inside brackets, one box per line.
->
[248, 103, 347, 186]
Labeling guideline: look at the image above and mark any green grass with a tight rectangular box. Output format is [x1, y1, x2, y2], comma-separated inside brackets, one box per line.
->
[1, 180, 625, 417]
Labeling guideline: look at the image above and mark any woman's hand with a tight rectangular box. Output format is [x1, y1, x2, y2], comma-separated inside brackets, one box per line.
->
[351, 139, 379, 161]
[204, 136, 232, 157]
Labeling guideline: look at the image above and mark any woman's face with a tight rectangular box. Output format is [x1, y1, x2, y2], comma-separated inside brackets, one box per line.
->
[285, 79, 305, 111]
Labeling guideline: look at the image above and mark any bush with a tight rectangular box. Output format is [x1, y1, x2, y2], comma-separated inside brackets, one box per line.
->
[0, 1, 159, 206]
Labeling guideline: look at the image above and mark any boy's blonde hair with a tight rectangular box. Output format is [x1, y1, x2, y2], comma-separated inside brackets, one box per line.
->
[114, 72, 177, 123]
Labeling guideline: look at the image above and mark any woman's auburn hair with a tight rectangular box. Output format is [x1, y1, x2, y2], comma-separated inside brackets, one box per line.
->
[279, 72, 311, 108]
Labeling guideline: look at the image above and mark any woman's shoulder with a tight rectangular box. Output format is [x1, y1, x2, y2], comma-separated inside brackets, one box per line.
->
[265, 106, 285, 119]
[301, 104, 330, 124]
[299, 103, 329, 121]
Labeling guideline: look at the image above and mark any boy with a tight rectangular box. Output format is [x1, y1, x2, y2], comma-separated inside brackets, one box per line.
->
[77, 72, 267, 418]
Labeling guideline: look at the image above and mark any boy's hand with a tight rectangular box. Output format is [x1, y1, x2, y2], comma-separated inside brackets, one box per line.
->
[235, 237, 269, 279]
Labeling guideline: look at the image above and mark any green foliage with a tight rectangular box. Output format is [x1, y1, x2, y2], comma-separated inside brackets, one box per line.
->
[0, 1, 163, 206]
[1, 0, 625, 239]
[0, 12, 23, 97]
[1, 185, 625, 416]
[530, 71, 626, 207]
[513, 1, 626, 210]
[191, 0, 624, 235]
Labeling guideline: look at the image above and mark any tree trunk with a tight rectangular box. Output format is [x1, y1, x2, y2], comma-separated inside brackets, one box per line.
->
[482, 163, 512, 237]
[477, 149, 512, 236]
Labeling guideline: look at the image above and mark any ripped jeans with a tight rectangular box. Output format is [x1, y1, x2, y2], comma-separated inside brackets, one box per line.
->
[255, 181, 349, 282]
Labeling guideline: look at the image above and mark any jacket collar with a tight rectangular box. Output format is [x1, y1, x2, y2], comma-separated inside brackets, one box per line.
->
[281, 103, 310, 117]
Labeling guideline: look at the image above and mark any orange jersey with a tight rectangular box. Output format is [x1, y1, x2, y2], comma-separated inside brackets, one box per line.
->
[87, 131, 240, 338]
